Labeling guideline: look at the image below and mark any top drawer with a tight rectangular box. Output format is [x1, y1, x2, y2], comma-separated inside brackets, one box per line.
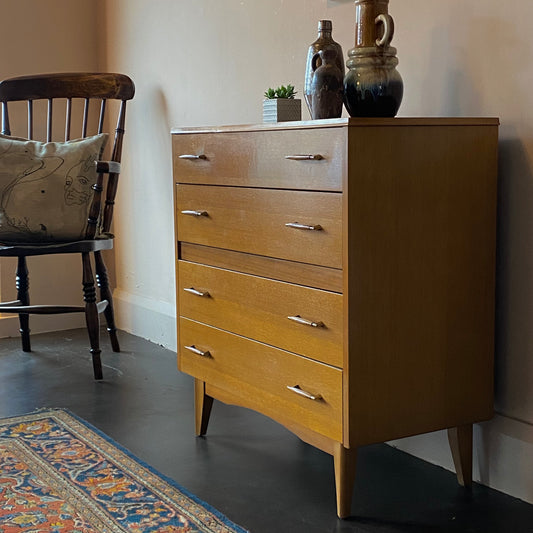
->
[172, 127, 345, 191]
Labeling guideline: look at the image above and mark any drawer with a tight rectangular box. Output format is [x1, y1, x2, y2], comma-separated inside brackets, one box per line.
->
[172, 127, 345, 191]
[178, 261, 343, 367]
[178, 318, 342, 441]
[176, 185, 342, 269]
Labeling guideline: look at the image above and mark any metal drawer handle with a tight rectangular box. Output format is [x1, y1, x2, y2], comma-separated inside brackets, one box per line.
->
[285, 154, 324, 161]
[179, 154, 207, 160]
[287, 385, 322, 401]
[184, 344, 212, 358]
[181, 210, 208, 217]
[285, 222, 323, 231]
[184, 287, 211, 298]
[287, 315, 325, 328]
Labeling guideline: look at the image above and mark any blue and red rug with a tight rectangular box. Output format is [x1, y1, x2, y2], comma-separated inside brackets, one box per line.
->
[0, 409, 248, 532]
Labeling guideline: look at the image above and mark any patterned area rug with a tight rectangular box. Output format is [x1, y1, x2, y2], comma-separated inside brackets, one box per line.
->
[0, 409, 248, 532]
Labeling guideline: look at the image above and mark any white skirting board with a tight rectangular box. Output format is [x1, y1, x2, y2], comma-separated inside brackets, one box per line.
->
[113, 288, 177, 351]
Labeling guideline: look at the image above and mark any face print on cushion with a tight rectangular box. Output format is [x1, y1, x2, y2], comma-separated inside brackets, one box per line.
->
[64, 155, 95, 207]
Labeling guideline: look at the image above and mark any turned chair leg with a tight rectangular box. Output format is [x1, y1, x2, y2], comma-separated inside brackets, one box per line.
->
[95, 251, 120, 352]
[82, 253, 103, 380]
[447, 424, 473, 487]
[16, 256, 31, 352]
[194, 379, 214, 436]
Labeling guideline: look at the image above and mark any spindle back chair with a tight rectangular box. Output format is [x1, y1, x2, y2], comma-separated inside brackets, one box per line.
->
[0, 72, 135, 379]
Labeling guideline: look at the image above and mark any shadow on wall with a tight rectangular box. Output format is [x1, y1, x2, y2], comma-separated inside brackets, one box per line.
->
[154, 86, 172, 144]
[494, 136, 533, 421]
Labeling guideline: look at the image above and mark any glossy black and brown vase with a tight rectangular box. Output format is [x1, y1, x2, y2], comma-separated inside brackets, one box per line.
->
[304, 20, 344, 118]
[343, 0, 403, 117]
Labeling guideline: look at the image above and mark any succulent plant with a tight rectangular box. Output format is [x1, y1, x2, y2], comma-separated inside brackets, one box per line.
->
[264, 84, 297, 99]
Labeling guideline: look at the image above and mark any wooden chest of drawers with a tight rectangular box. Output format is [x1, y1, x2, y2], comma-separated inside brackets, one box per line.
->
[172, 118, 499, 517]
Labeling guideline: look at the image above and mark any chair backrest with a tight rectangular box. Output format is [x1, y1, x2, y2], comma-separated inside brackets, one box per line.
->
[0, 72, 135, 238]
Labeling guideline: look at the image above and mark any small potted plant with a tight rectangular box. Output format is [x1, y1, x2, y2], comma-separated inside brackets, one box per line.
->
[263, 84, 302, 122]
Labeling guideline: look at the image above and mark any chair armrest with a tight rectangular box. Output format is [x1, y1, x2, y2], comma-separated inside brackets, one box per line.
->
[95, 161, 121, 174]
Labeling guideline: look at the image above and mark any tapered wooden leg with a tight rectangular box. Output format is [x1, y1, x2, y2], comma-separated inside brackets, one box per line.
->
[95, 251, 120, 352]
[333, 443, 357, 519]
[16, 256, 31, 352]
[82, 253, 103, 380]
[447, 424, 473, 487]
[194, 379, 213, 436]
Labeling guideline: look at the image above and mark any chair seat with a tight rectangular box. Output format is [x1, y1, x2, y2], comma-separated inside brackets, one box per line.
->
[0, 237, 113, 257]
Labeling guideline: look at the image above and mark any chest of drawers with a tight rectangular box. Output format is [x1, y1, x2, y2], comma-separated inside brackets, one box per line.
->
[172, 118, 499, 517]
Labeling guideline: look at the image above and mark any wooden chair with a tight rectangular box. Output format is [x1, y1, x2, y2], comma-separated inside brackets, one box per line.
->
[0, 72, 135, 379]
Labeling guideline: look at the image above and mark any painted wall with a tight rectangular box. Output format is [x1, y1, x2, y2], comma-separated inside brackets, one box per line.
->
[0, 0, 102, 337]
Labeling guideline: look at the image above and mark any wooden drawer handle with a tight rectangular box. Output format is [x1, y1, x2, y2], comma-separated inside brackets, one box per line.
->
[287, 315, 325, 328]
[184, 344, 212, 358]
[183, 287, 211, 298]
[179, 154, 207, 160]
[285, 154, 324, 161]
[181, 210, 208, 217]
[285, 222, 323, 231]
[287, 385, 322, 401]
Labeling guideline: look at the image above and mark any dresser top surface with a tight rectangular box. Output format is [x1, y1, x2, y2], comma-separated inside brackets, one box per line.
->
[171, 117, 499, 135]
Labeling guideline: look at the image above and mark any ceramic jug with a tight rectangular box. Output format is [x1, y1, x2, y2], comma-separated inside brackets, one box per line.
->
[310, 47, 344, 119]
[304, 20, 344, 116]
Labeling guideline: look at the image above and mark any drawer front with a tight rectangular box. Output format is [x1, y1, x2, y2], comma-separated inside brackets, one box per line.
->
[178, 318, 342, 441]
[172, 128, 345, 191]
[178, 261, 343, 367]
[176, 185, 342, 269]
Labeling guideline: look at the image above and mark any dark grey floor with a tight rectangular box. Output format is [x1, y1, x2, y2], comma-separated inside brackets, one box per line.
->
[1, 328, 532, 533]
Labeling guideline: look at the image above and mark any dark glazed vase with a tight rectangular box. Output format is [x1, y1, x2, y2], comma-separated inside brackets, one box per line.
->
[310, 47, 344, 119]
[343, 0, 403, 117]
[343, 46, 403, 117]
[304, 20, 344, 117]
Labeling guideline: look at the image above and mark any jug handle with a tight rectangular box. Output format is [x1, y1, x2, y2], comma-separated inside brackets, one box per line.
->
[311, 51, 322, 72]
[375, 13, 394, 47]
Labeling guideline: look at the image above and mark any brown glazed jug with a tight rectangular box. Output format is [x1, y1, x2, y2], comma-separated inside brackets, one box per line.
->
[343, 0, 403, 117]
[304, 20, 344, 117]
[310, 47, 344, 119]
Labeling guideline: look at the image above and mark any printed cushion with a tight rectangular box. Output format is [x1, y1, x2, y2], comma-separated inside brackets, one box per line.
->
[0, 133, 108, 243]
